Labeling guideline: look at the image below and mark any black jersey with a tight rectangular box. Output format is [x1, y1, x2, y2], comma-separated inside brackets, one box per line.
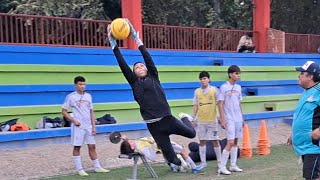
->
[113, 45, 171, 121]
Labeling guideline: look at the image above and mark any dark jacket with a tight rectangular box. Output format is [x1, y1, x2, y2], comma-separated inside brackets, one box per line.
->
[113, 45, 171, 121]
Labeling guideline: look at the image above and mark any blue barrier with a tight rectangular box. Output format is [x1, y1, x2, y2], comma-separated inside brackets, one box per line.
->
[244, 110, 293, 120]
[0, 110, 293, 143]
[0, 122, 147, 143]
[0, 45, 319, 66]
[0, 80, 299, 106]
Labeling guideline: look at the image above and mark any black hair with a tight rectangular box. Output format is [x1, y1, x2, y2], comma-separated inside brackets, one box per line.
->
[246, 32, 253, 37]
[313, 76, 320, 83]
[120, 140, 134, 155]
[199, 71, 210, 79]
[74, 76, 86, 84]
[306, 72, 320, 83]
[228, 65, 241, 78]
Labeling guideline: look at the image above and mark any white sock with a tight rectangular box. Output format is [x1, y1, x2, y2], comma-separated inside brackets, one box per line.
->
[72, 156, 83, 171]
[214, 146, 222, 167]
[185, 157, 197, 169]
[221, 149, 230, 169]
[199, 146, 206, 164]
[92, 159, 102, 169]
[230, 146, 238, 167]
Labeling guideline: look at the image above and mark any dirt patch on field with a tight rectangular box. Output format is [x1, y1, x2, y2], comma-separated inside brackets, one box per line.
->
[0, 123, 291, 180]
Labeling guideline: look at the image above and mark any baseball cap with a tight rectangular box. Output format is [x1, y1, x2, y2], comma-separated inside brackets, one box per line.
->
[296, 61, 320, 77]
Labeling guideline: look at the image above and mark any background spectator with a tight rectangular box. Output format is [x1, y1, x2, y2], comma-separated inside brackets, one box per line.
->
[237, 32, 255, 53]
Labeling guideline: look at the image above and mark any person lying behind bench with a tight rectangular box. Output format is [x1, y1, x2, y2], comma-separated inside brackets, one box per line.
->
[237, 32, 256, 53]
[120, 136, 205, 174]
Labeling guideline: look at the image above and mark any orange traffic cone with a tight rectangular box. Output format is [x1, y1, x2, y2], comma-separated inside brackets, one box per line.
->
[257, 120, 271, 155]
[241, 124, 252, 158]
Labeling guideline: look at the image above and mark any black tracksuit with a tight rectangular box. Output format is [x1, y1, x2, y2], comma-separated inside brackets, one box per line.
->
[113, 45, 196, 165]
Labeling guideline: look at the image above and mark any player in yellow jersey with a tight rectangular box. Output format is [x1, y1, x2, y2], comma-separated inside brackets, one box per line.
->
[187, 71, 223, 172]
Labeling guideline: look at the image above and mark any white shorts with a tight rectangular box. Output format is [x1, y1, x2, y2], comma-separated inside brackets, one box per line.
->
[71, 125, 96, 146]
[171, 141, 183, 154]
[226, 121, 243, 140]
[196, 121, 219, 141]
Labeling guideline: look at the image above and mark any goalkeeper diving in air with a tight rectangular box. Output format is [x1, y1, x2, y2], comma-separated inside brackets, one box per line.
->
[107, 19, 199, 171]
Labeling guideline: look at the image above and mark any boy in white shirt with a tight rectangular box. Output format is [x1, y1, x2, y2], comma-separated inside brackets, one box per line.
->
[218, 65, 244, 175]
[62, 76, 109, 176]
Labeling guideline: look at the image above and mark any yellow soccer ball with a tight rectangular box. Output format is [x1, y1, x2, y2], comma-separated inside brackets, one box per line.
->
[110, 18, 130, 40]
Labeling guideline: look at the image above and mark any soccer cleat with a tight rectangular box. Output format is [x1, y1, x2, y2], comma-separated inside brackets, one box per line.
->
[178, 165, 189, 173]
[169, 163, 179, 172]
[217, 161, 221, 168]
[192, 165, 205, 174]
[178, 113, 194, 122]
[94, 167, 110, 173]
[229, 165, 243, 172]
[169, 163, 188, 173]
[216, 161, 222, 172]
[218, 167, 231, 175]
[198, 162, 207, 168]
[78, 170, 89, 176]
[177, 154, 191, 171]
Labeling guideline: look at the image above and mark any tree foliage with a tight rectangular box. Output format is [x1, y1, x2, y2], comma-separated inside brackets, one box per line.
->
[271, 0, 320, 34]
[0, 0, 19, 13]
[219, 0, 253, 29]
[143, 0, 219, 27]
[0, 0, 319, 34]
[5, 0, 106, 19]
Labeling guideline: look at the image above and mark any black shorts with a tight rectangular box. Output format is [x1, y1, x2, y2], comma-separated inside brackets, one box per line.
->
[302, 154, 320, 179]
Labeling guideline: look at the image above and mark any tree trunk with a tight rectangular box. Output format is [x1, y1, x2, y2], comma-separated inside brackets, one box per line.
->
[212, 0, 221, 16]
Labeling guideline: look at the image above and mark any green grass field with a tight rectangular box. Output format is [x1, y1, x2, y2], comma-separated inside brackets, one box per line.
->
[45, 145, 303, 180]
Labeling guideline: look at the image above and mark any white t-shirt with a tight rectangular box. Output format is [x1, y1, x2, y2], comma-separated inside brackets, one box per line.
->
[62, 91, 94, 129]
[218, 81, 243, 122]
[237, 35, 253, 51]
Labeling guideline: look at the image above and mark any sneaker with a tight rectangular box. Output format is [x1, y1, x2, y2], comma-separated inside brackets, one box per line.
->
[218, 168, 231, 175]
[192, 165, 205, 174]
[216, 161, 221, 172]
[217, 161, 221, 169]
[178, 113, 194, 122]
[178, 165, 190, 173]
[169, 163, 189, 173]
[200, 162, 207, 168]
[94, 167, 110, 173]
[229, 165, 243, 172]
[78, 170, 89, 176]
[177, 154, 191, 170]
[169, 163, 179, 172]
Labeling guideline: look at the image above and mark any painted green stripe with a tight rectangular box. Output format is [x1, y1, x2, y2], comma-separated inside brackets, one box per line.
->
[0, 94, 299, 128]
[0, 100, 297, 127]
[264, 101, 298, 111]
[0, 94, 299, 116]
[0, 65, 299, 85]
[242, 94, 300, 103]
[0, 103, 297, 128]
